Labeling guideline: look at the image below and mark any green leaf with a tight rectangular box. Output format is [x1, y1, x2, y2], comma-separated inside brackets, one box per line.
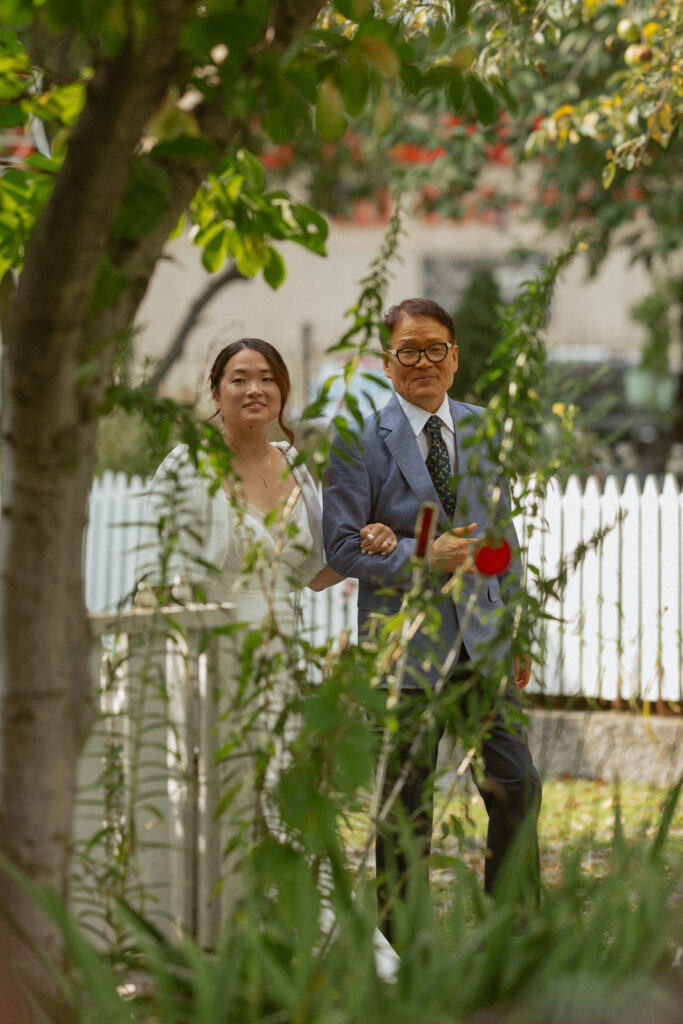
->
[263, 246, 285, 288]
[650, 777, 682, 860]
[261, 82, 310, 143]
[0, 3, 35, 28]
[31, 82, 86, 126]
[45, 0, 152, 56]
[601, 160, 616, 189]
[181, 15, 244, 67]
[359, 33, 400, 77]
[112, 157, 170, 241]
[468, 72, 497, 126]
[425, 62, 451, 89]
[289, 202, 328, 254]
[236, 147, 265, 193]
[24, 152, 62, 173]
[375, 82, 393, 134]
[335, 0, 370, 20]
[338, 50, 370, 117]
[230, 233, 267, 277]
[488, 72, 518, 114]
[89, 254, 128, 315]
[201, 227, 228, 273]
[168, 210, 185, 240]
[150, 136, 218, 161]
[0, 106, 27, 127]
[44, 0, 81, 30]
[430, 18, 447, 50]
[0, 167, 53, 272]
[447, 67, 466, 114]
[455, 0, 475, 28]
[315, 76, 346, 142]
[400, 62, 424, 94]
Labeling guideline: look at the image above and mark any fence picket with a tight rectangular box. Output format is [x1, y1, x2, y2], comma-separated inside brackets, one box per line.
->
[85, 472, 683, 703]
[534, 477, 566, 697]
[85, 472, 148, 612]
[640, 477, 662, 703]
[559, 476, 583, 698]
[660, 475, 682, 703]
[580, 477, 602, 699]
[599, 477, 622, 702]
[620, 475, 642, 701]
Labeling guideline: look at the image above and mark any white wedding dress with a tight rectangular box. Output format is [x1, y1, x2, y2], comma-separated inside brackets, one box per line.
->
[137, 444, 325, 911]
[203, 488, 320, 848]
[138, 442, 399, 979]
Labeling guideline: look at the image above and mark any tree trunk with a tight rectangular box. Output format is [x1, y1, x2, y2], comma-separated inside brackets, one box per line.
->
[0, 2, 202, 1013]
[0, 3, 326, 1017]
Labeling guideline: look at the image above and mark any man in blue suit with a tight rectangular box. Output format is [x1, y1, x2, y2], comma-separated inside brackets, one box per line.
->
[323, 297, 540, 946]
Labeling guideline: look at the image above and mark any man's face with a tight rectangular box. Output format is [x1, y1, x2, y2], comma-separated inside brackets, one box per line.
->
[383, 313, 458, 413]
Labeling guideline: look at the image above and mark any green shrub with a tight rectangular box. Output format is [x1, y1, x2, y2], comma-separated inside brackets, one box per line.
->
[96, 407, 174, 479]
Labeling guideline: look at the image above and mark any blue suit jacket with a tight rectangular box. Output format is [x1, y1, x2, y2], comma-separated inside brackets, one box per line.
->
[322, 393, 522, 689]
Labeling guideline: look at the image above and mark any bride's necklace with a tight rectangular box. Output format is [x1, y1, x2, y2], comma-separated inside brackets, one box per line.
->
[223, 430, 271, 487]
[253, 451, 271, 488]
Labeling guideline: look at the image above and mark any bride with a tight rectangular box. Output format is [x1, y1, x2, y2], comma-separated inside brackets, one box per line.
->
[139, 337, 396, 606]
[138, 337, 397, 929]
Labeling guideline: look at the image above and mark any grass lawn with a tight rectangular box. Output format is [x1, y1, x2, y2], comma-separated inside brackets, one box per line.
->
[433, 774, 682, 894]
[341, 776, 683, 902]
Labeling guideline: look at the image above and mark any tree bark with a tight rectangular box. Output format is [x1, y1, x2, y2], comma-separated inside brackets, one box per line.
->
[0, 2, 325, 1017]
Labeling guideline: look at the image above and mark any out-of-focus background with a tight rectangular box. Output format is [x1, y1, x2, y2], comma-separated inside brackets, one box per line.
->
[132, 213, 677, 480]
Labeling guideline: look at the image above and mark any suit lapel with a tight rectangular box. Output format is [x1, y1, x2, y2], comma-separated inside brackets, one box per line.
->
[450, 399, 478, 476]
[450, 398, 487, 518]
[380, 395, 449, 527]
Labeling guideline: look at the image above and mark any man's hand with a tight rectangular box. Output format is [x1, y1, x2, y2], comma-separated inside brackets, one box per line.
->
[514, 655, 532, 690]
[429, 522, 478, 573]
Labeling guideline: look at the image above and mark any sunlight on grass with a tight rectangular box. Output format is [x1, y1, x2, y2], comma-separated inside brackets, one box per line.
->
[340, 776, 683, 898]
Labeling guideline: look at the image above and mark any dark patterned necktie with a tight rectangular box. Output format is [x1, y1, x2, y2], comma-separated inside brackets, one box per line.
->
[425, 414, 455, 517]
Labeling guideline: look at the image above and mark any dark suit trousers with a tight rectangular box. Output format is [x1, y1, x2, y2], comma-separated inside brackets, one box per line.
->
[375, 658, 541, 945]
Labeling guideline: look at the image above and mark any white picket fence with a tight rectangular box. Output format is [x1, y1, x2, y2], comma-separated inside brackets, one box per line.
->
[85, 471, 683, 703]
[76, 603, 239, 946]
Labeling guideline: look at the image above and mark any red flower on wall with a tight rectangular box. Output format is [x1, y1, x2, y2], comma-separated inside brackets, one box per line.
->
[346, 132, 362, 162]
[485, 141, 512, 164]
[441, 114, 464, 128]
[540, 184, 561, 205]
[421, 182, 441, 204]
[390, 142, 446, 165]
[260, 145, 294, 171]
[625, 182, 644, 201]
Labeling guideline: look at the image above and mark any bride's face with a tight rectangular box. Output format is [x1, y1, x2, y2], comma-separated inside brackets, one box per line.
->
[214, 347, 282, 432]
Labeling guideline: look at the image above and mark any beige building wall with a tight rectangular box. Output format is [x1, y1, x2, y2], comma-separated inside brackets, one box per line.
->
[134, 214, 652, 414]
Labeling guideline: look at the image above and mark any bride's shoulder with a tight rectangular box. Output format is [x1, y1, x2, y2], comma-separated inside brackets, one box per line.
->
[270, 440, 299, 465]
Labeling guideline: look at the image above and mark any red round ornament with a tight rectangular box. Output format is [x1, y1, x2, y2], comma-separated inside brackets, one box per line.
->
[474, 539, 511, 575]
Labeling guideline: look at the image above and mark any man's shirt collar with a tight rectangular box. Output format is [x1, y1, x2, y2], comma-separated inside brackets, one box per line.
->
[396, 393, 454, 436]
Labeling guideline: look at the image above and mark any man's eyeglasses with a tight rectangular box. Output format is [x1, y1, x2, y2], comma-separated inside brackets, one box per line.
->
[386, 342, 452, 367]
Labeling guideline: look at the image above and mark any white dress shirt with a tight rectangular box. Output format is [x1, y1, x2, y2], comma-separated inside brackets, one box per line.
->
[395, 393, 456, 471]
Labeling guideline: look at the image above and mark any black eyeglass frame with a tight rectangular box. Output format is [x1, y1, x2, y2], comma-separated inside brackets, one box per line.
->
[385, 341, 454, 367]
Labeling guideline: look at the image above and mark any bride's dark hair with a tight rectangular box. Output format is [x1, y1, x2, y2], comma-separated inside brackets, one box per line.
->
[209, 338, 295, 446]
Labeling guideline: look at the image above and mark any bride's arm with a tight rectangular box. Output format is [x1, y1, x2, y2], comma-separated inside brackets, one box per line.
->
[306, 565, 344, 591]
[306, 521, 398, 590]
